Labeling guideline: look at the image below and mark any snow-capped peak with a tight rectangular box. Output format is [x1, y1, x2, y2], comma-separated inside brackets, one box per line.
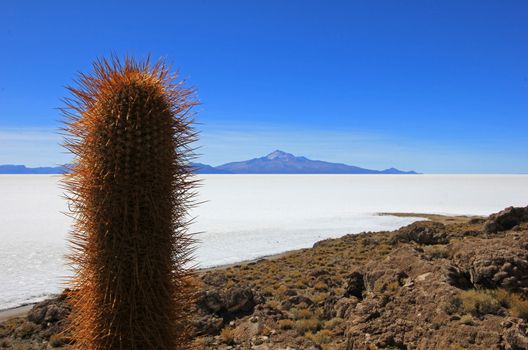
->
[265, 150, 296, 160]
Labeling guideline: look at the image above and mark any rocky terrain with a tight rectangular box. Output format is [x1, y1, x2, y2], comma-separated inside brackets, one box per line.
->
[1, 206, 527, 349]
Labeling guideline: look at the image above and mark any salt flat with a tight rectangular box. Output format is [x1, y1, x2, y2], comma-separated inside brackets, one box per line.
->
[1, 174, 527, 310]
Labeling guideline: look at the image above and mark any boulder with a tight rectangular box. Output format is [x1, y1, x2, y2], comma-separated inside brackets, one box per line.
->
[196, 286, 264, 321]
[390, 221, 449, 245]
[27, 292, 70, 326]
[196, 290, 223, 313]
[451, 236, 528, 293]
[484, 206, 528, 233]
[193, 315, 224, 335]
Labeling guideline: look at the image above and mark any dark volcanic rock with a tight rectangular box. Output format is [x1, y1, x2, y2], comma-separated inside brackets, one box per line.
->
[197, 290, 224, 314]
[27, 292, 70, 326]
[194, 285, 264, 334]
[193, 315, 224, 335]
[391, 221, 449, 245]
[344, 271, 365, 299]
[0, 292, 73, 349]
[224, 287, 262, 315]
[484, 206, 528, 233]
[451, 235, 528, 294]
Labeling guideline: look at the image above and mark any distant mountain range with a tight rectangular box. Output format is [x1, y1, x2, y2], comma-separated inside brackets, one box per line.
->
[212, 150, 417, 174]
[0, 150, 417, 174]
[0, 164, 68, 174]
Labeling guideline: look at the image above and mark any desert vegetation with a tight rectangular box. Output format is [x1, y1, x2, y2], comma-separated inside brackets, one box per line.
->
[1, 207, 528, 349]
[61, 57, 198, 350]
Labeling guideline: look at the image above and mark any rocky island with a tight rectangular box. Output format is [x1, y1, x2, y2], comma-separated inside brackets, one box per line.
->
[1, 206, 527, 350]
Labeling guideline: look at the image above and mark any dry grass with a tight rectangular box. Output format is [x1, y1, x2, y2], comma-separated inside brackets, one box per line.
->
[424, 245, 449, 259]
[294, 319, 319, 335]
[459, 290, 502, 316]
[219, 327, 235, 345]
[456, 288, 528, 319]
[494, 289, 528, 320]
[305, 329, 333, 344]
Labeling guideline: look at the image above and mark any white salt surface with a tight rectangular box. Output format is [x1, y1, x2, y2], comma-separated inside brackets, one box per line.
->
[1, 174, 527, 309]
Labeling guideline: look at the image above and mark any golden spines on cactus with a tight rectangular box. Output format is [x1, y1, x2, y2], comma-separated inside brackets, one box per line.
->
[62, 57, 198, 350]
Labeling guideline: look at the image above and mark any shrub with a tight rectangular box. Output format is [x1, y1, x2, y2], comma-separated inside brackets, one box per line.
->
[219, 327, 235, 345]
[312, 292, 328, 304]
[459, 290, 501, 316]
[424, 245, 449, 259]
[323, 317, 344, 330]
[295, 318, 320, 335]
[305, 329, 333, 344]
[509, 294, 528, 320]
[459, 314, 474, 325]
[314, 281, 328, 291]
[494, 289, 528, 320]
[386, 280, 400, 293]
[278, 319, 295, 330]
[445, 297, 462, 315]
[291, 307, 314, 320]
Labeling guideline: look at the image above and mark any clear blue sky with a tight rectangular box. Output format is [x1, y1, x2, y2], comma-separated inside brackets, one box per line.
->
[0, 0, 527, 173]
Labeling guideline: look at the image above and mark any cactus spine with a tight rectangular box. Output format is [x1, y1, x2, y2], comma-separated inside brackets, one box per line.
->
[62, 57, 197, 350]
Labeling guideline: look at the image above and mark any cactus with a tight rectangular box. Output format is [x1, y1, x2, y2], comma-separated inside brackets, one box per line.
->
[62, 57, 198, 350]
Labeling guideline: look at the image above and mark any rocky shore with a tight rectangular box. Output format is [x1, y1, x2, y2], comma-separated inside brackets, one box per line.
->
[1, 206, 527, 349]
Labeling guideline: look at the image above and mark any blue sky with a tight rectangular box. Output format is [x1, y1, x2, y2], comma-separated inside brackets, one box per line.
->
[0, 0, 527, 173]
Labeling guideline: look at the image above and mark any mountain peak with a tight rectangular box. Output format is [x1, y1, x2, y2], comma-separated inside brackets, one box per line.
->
[0, 151, 418, 175]
[265, 150, 295, 160]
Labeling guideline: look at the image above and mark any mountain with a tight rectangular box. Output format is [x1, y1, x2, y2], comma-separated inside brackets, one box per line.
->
[191, 163, 231, 174]
[215, 150, 417, 174]
[380, 167, 417, 175]
[0, 151, 417, 174]
[0, 164, 67, 174]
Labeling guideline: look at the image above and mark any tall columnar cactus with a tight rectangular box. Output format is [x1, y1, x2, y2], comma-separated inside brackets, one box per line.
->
[62, 57, 198, 350]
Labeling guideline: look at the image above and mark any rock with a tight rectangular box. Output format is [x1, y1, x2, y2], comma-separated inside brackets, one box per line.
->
[469, 217, 486, 225]
[14, 322, 37, 339]
[194, 315, 224, 335]
[27, 305, 47, 325]
[255, 303, 283, 320]
[197, 290, 224, 313]
[283, 289, 297, 296]
[27, 291, 70, 327]
[451, 236, 528, 293]
[287, 295, 313, 306]
[444, 265, 472, 289]
[196, 286, 264, 326]
[484, 206, 528, 233]
[309, 269, 329, 278]
[225, 287, 260, 315]
[334, 297, 359, 319]
[280, 300, 293, 310]
[344, 271, 365, 299]
[44, 304, 65, 323]
[501, 318, 528, 350]
[322, 294, 339, 319]
[390, 221, 449, 245]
